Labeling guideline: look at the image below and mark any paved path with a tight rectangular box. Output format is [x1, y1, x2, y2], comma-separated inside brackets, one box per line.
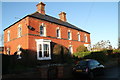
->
[94, 65, 120, 80]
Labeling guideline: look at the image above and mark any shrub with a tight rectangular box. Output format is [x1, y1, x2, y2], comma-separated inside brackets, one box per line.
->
[74, 51, 91, 58]
[52, 44, 71, 64]
[113, 49, 120, 54]
[102, 49, 113, 55]
[84, 51, 108, 64]
[76, 45, 88, 52]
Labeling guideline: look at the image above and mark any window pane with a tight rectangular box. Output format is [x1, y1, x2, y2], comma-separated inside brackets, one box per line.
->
[57, 29, 60, 37]
[39, 51, 42, 57]
[7, 32, 10, 41]
[40, 25, 44, 36]
[39, 44, 42, 57]
[43, 44, 49, 57]
[78, 34, 80, 41]
[39, 44, 42, 50]
[68, 32, 70, 40]
[18, 27, 22, 37]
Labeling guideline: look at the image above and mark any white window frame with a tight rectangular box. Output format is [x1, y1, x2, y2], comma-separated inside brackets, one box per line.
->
[68, 45, 73, 55]
[7, 30, 10, 42]
[84, 34, 88, 42]
[18, 24, 22, 38]
[40, 23, 46, 37]
[7, 48, 10, 55]
[17, 45, 22, 59]
[68, 30, 72, 40]
[36, 39, 51, 60]
[56, 27, 61, 38]
[78, 32, 80, 41]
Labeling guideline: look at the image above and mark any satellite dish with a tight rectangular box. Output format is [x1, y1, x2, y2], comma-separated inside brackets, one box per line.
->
[28, 25, 35, 31]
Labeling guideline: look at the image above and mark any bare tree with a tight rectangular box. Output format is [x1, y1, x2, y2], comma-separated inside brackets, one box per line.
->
[92, 40, 112, 51]
[0, 33, 3, 46]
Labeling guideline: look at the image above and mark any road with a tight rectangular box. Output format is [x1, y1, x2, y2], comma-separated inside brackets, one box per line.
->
[94, 65, 120, 80]
[72, 65, 120, 80]
[2, 64, 120, 80]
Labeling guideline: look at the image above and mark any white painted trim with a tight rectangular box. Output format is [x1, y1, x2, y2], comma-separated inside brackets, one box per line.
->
[77, 32, 80, 41]
[68, 45, 73, 54]
[18, 24, 22, 38]
[7, 48, 10, 55]
[56, 27, 61, 39]
[84, 34, 88, 42]
[39, 23, 46, 37]
[68, 30, 72, 40]
[35, 39, 51, 60]
[7, 30, 10, 42]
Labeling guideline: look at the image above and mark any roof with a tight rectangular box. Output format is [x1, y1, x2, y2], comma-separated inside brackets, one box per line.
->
[4, 12, 90, 34]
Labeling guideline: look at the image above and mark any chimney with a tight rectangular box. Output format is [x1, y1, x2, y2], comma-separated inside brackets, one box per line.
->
[36, 2, 46, 15]
[59, 12, 67, 22]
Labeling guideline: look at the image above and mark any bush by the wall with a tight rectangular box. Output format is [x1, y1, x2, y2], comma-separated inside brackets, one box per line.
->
[76, 45, 88, 52]
[102, 49, 113, 55]
[73, 51, 91, 58]
[113, 49, 120, 54]
[84, 51, 108, 64]
[52, 43, 71, 64]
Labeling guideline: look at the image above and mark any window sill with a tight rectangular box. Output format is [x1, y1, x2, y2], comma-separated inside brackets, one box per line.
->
[37, 57, 51, 60]
[40, 35, 46, 37]
[17, 36, 22, 38]
[57, 37, 61, 39]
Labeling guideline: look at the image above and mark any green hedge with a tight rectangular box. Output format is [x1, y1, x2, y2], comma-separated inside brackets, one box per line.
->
[73, 51, 109, 64]
[84, 51, 108, 64]
[76, 45, 88, 52]
[113, 49, 120, 53]
[73, 51, 91, 58]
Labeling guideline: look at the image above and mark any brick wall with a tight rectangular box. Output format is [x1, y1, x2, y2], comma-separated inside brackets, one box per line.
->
[4, 17, 29, 55]
[4, 16, 90, 55]
[28, 17, 90, 53]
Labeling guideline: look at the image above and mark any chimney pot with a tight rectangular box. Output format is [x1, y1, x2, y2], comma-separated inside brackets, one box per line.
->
[36, 2, 46, 15]
[59, 12, 67, 22]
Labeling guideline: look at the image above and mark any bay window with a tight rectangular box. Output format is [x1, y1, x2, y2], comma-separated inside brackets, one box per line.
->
[36, 39, 51, 60]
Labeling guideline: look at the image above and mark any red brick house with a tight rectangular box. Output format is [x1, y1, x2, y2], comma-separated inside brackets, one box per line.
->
[4, 2, 91, 60]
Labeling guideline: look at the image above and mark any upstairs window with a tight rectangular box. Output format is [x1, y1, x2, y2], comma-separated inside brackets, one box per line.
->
[56, 28, 61, 38]
[40, 23, 46, 36]
[18, 24, 22, 37]
[7, 31, 10, 42]
[84, 34, 88, 42]
[78, 33, 80, 41]
[40, 25, 44, 36]
[68, 31, 72, 40]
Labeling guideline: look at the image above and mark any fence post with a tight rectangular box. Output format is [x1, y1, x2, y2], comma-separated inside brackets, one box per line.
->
[57, 65, 64, 78]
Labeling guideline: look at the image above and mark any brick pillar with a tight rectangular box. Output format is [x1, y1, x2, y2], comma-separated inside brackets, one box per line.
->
[57, 66, 64, 78]
[38, 67, 48, 79]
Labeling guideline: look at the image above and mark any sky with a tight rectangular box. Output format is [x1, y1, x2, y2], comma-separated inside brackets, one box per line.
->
[1, 2, 118, 48]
